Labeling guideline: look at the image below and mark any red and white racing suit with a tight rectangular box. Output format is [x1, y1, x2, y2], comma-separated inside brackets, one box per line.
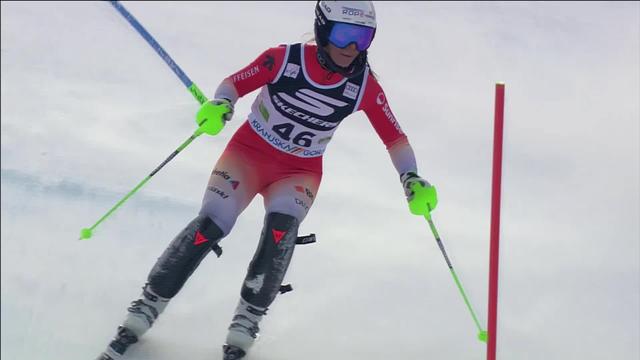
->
[200, 43, 418, 234]
[107, 44, 424, 350]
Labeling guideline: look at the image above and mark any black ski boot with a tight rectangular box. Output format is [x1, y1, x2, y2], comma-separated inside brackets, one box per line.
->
[223, 344, 247, 360]
[95, 326, 138, 360]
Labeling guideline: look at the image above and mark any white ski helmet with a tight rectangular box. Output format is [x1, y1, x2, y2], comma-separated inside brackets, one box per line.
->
[314, 1, 377, 78]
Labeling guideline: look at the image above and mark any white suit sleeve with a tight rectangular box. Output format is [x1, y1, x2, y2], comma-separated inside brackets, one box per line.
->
[387, 138, 418, 176]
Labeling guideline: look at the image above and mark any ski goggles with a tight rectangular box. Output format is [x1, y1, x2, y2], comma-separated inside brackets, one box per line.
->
[328, 22, 375, 51]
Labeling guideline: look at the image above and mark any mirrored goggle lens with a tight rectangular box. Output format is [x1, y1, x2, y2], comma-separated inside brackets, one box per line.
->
[328, 22, 375, 51]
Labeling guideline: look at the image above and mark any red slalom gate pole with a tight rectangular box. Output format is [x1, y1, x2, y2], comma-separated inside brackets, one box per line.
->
[487, 83, 505, 360]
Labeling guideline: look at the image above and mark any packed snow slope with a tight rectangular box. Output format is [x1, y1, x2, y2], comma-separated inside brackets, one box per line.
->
[1, 2, 638, 359]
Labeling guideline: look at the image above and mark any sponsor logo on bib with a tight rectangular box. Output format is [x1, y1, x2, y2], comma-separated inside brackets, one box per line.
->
[284, 63, 300, 79]
[343, 82, 360, 100]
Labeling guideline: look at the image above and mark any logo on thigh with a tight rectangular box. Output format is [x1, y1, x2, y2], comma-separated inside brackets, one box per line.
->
[207, 186, 230, 199]
[294, 185, 315, 200]
[294, 198, 310, 212]
[212, 168, 240, 190]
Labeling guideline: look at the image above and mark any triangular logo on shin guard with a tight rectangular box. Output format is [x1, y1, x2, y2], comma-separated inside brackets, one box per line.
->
[194, 230, 209, 246]
[272, 229, 286, 244]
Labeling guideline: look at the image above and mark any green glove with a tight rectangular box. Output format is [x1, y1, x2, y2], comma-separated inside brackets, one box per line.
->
[195, 98, 234, 136]
[400, 172, 438, 216]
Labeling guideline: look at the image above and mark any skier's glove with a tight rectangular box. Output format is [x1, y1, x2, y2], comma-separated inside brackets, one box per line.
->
[400, 172, 438, 216]
[195, 98, 234, 136]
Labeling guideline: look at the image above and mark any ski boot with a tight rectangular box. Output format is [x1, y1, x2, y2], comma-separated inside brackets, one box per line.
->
[222, 297, 268, 359]
[95, 326, 138, 360]
[223, 344, 247, 360]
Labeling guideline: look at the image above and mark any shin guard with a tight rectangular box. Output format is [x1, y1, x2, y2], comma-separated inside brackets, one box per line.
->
[241, 212, 299, 309]
[226, 213, 299, 352]
[147, 215, 224, 299]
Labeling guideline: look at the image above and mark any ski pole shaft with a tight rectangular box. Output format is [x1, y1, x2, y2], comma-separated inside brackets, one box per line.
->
[80, 133, 199, 240]
[424, 213, 487, 342]
[80, 2, 214, 240]
[110, 1, 218, 135]
[109, 1, 208, 105]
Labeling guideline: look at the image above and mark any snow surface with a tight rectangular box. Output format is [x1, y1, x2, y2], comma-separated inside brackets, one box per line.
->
[1, 2, 638, 359]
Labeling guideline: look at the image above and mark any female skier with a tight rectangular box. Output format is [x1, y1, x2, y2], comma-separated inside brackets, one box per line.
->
[98, 1, 437, 359]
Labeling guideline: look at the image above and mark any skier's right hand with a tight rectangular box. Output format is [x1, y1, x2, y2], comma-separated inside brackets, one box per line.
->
[195, 98, 234, 136]
[401, 172, 438, 216]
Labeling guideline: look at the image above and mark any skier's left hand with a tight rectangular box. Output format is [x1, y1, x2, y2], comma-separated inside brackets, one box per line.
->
[400, 172, 438, 216]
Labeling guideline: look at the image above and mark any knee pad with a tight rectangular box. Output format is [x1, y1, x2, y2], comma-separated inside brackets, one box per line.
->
[241, 212, 299, 308]
[148, 215, 224, 298]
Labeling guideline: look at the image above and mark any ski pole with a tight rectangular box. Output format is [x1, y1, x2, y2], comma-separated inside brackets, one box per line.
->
[79, 134, 197, 240]
[79, 2, 221, 240]
[423, 210, 488, 343]
[109, 0, 208, 105]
